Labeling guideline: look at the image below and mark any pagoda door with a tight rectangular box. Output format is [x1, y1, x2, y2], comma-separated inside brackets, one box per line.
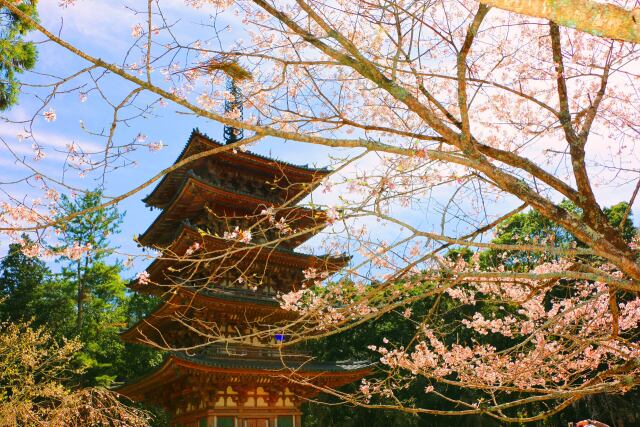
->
[244, 419, 269, 427]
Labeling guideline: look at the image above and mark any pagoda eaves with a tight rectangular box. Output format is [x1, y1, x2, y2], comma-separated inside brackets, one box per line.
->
[119, 130, 368, 427]
[131, 225, 349, 299]
[117, 352, 370, 427]
[138, 174, 327, 249]
[143, 129, 330, 210]
[120, 289, 294, 346]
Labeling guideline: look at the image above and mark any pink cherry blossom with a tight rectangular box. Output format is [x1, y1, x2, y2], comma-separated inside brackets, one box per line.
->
[148, 140, 164, 152]
[136, 271, 151, 285]
[131, 24, 143, 38]
[43, 108, 57, 122]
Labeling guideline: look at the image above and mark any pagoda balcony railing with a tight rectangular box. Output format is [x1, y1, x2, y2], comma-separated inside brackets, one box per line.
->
[201, 343, 310, 361]
[202, 286, 279, 303]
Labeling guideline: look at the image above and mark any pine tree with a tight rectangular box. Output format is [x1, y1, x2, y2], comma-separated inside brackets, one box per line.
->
[55, 191, 123, 333]
[52, 191, 164, 387]
[54, 191, 130, 386]
[0, 238, 50, 323]
[0, 0, 38, 110]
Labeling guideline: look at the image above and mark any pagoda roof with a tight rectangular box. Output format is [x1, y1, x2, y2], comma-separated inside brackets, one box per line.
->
[132, 225, 349, 295]
[138, 173, 325, 249]
[115, 349, 372, 402]
[144, 129, 331, 209]
[174, 348, 372, 373]
[128, 277, 283, 306]
[120, 290, 291, 345]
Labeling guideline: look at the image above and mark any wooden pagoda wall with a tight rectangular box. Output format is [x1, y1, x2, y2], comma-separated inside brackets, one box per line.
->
[172, 385, 302, 427]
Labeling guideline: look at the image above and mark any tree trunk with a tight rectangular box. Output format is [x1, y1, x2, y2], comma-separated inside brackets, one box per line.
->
[76, 259, 84, 332]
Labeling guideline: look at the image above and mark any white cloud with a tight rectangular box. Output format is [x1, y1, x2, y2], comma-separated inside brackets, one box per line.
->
[0, 123, 102, 152]
[39, 0, 136, 52]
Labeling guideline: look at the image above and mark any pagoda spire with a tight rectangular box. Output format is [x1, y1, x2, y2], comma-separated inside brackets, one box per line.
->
[223, 79, 244, 144]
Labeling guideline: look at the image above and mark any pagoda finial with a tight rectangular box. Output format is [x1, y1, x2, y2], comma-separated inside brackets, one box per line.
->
[224, 79, 244, 144]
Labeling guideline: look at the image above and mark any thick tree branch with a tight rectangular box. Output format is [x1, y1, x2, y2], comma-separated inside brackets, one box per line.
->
[457, 4, 490, 146]
[260, 0, 640, 283]
[482, 0, 640, 43]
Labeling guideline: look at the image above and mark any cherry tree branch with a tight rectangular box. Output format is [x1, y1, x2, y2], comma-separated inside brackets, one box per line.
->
[482, 0, 640, 43]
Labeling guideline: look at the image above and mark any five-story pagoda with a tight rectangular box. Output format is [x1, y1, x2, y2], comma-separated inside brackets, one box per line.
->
[117, 128, 370, 427]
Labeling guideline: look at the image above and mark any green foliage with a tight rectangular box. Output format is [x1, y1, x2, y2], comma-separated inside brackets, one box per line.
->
[0, 239, 76, 338]
[305, 201, 638, 426]
[0, 238, 50, 324]
[54, 192, 124, 321]
[479, 200, 580, 271]
[53, 191, 165, 388]
[603, 202, 636, 243]
[0, 0, 38, 110]
[120, 292, 165, 383]
[478, 200, 635, 272]
[53, 191, 128, 386]
[0, 191, 163, 392]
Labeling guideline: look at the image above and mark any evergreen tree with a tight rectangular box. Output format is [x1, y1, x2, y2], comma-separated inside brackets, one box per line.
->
[52, 191, 163, 388]
[0, 0, 38, 110]
[53, 191, 144, 387]
[55, 191, 123, 334]
[0, 238, 50, 323]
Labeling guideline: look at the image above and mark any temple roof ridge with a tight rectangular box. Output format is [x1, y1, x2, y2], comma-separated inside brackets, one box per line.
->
[137, 173, 329, 249]
[119, 291, 288, 344]
[114, 351, 373, 399]
[190, 128, 331, 173]
[183, 168, 274, 203]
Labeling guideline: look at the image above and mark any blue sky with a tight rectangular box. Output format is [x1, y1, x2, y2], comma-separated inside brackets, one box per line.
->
[1, 0, 363, 276]
[2, 0, 637, 278]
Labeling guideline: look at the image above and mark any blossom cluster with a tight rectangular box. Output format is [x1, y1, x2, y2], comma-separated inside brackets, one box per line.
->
[359, 261, 640, 400]
[222, 226, 252, 244]
[20, 240, 92, 261]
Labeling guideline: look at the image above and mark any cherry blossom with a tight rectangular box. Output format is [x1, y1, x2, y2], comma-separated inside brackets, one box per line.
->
[136, 271, 151, 285]
[131, 24, 143, 38]
[222, 226, 252, 244]
[148, 140, 164, 152]
[42, 108, 56, 122]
